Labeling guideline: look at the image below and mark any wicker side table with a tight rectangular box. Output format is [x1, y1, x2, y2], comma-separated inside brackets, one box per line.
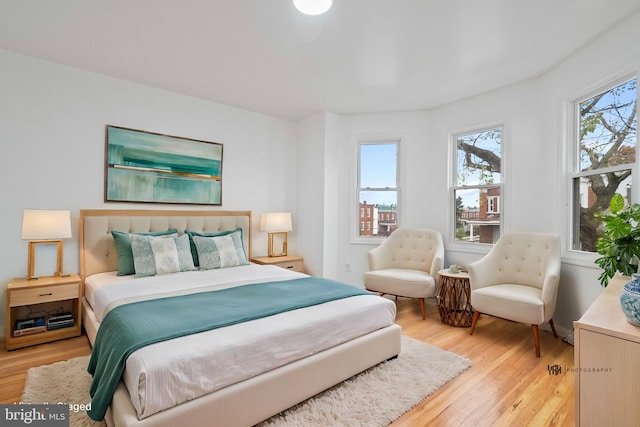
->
[437, 269, 473, 327]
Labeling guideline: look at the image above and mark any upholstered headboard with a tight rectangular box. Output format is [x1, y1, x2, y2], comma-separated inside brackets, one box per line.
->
[79, 209, 252, 279]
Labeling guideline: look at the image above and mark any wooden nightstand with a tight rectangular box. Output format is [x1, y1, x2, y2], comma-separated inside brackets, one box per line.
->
[250, 255, 304, 273]
[5, 274, 82, 350]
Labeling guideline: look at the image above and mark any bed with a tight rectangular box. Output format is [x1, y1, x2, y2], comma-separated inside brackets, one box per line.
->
[79, 209, 402, 427]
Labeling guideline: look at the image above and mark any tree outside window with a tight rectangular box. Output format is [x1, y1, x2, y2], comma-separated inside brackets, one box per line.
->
[571, 77, 637, 252]
[453, 127, 503, 244]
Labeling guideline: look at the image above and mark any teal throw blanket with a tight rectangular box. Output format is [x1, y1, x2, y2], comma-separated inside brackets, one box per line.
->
[87, 277, 370, 421]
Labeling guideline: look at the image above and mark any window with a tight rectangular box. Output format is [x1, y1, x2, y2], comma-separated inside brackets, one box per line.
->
[487, 196, 500, 214]
[452, 127, 503, 244]
[570, 77, 637, 252]
[357, 140, 399, 238]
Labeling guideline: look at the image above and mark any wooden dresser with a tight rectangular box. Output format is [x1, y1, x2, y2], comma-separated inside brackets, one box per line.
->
[573, 275, 640, 426]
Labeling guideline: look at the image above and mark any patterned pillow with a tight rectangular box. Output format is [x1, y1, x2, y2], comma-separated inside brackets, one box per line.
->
[185, 228, 243, 267]
[193, 230, 249, 270]
[111, 229, 178, 275]
[131, 234, 196, 277]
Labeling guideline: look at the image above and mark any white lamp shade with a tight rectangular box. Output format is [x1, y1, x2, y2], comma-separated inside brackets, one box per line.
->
[21, 209, 72, 240]
[260, 212, 293, 233]
[293, 0, 332, 15]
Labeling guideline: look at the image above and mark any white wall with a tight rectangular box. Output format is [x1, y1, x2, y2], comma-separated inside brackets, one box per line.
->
[0, 49, 298, 336]
[2, 9, 639, 338]
[296, 112, 326, 277]
[307, 9, 640, 333]
[538, 9, 640, 328]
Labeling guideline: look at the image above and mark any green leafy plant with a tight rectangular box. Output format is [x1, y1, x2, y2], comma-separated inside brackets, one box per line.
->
[595, 193, 640, 287]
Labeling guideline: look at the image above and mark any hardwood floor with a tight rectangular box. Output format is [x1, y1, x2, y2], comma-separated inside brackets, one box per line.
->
[0, 334, 91, 405]
[391, 297, 574, 427]
[0, 297, 574, 426]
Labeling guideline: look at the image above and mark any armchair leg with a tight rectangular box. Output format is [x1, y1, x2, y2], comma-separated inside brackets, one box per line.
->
[418, 298, 426, 320]
[469, 310, 481, 335]
[532, 324, 541, 357]
[549, 318, 558, 338]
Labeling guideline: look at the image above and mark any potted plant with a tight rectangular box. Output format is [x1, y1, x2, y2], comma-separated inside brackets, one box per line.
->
[595, 193, 640, 326]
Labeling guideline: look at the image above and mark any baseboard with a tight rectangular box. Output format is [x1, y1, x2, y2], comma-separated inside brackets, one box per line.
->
[539, 322, 572, 338]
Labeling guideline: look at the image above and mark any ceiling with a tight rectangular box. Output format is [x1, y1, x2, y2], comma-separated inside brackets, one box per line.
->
[1, 1, 639, 121]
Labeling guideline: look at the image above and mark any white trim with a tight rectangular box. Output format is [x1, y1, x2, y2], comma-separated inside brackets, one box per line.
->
[446, 241, 493, 255]
[561, 250, 602, 269]
[351, 136, 402, 245]
[448, 122, 506, 249]
[564, 72, 639, 256]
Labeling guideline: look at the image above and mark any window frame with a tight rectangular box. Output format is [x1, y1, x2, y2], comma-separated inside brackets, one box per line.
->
[449, 124, 505, 251]
[487, 196, 500, 214]
[566, 74, 639, 258]
[353, 138, 401, 244]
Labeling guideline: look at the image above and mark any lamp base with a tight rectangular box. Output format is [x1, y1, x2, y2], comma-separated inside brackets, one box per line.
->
[27, 239, 64, 280]
[267, 232, 288, 257]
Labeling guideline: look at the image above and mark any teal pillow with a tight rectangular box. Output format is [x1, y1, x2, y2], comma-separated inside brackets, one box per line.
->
[185, 228, 244, 267]
[192, 230, 249, 270]
[111, 229, 178, 275]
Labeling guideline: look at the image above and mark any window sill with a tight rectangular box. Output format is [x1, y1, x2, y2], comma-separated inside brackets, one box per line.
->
[445, 241, 493, 255]
[351, 236, 388, 245]
[561, 250, 601, 269]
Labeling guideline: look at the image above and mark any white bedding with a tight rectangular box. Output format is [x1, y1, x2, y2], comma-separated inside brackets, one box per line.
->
[85, 265, 397, 420]
[86, 264, 310, 322]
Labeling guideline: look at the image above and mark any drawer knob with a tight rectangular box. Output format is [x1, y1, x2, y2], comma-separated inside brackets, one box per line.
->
[39, 293, 53, 297]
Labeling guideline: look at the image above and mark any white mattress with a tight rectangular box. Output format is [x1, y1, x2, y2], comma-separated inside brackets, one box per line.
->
[85, 265, 397, 420]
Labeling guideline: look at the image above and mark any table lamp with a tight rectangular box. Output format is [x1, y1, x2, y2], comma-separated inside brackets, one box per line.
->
[21, 209, 72, 280]
[260, 212, 292, 257]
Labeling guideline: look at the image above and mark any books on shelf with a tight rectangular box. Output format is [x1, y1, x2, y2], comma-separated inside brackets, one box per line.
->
[12, 313, 76, 337]
[13, 316, 46, 337]
[47, 312, 75, 330]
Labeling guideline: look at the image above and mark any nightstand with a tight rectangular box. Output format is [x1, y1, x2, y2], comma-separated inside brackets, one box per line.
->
[250, 255, 304, 273]
[5, 274, 82, 350]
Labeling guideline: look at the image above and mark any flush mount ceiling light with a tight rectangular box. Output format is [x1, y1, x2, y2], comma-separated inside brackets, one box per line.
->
[293, 0, 332, 15]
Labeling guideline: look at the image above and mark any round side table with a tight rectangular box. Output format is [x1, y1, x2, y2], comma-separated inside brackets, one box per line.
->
[437, 269, 473, 327]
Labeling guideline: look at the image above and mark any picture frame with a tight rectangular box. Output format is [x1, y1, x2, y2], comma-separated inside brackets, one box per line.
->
[105, 125, 223, 205]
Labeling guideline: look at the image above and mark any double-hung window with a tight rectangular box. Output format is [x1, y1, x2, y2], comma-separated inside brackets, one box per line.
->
[570, 77, 637, 252]
[452, 127, 503, 244]
[357, 140, 399, 239]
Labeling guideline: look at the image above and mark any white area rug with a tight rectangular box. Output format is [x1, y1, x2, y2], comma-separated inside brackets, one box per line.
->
[21, 336, 471, 427]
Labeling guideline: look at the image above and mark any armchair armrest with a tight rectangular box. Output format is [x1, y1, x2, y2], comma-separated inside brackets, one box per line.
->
[429, 247, 445, 279]
[468, 254, 501, 290]
[540, 257, 561, 307]
[368, 244, 392, 271]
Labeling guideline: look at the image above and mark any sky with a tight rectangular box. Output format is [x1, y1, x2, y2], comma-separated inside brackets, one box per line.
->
[359, 142, 397, 206]
[358, 132, 502, 209]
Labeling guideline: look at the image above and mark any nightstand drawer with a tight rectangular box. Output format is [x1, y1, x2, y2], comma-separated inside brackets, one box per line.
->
[276, 260, 304, 272]
[9, 283, 79, 307]
[250, 256, 304, 273]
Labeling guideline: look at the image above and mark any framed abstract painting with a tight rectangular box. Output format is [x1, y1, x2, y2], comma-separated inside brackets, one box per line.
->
[105, 125, 223, 205]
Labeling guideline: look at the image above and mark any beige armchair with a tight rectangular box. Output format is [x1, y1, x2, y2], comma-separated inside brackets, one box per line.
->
[468, 232, 561, 357]
[364, 229, 444, 319]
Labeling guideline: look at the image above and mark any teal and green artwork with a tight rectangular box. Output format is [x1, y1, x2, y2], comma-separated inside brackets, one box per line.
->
[105, 126, 223, 205]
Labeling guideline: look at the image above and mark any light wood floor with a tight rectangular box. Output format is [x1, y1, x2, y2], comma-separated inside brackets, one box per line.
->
[0, 297, 574, 426]
[0, 333, 91, 405]
[391, 297, 574, 427]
